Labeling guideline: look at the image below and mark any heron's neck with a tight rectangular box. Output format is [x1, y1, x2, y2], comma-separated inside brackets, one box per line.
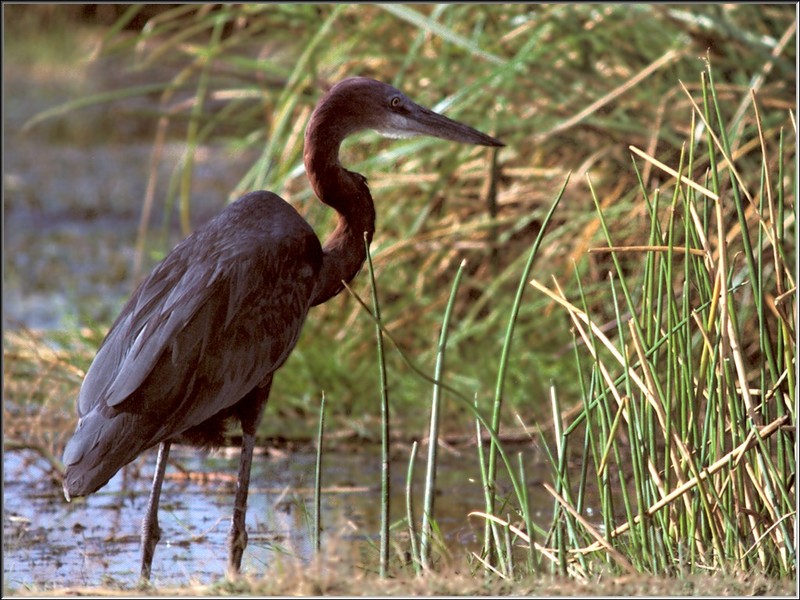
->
[304, 128, 376, 306]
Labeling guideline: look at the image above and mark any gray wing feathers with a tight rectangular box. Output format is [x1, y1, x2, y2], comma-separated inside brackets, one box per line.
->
[105, 269, 214, 408]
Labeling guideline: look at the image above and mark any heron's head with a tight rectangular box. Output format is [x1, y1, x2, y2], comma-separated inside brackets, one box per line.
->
[310, 77, 504, 148]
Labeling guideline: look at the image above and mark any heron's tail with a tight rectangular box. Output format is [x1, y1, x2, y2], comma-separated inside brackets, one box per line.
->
[62, 410, 154, 498]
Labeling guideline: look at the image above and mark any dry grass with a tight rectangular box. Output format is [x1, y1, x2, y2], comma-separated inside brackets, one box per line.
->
[8, 559, 796, 597]
[2, 328, 90, 478]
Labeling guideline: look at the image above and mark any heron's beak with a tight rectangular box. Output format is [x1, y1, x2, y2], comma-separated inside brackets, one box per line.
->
[379, 103, 504, 147]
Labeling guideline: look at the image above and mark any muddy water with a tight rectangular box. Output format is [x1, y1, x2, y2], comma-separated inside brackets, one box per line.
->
[3, 444, 554, 588]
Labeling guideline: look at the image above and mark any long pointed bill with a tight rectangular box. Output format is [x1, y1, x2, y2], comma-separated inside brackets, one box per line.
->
[379, 103, 504, 147]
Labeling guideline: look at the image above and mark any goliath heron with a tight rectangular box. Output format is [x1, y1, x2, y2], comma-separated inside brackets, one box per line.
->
[61, 76, 503, 580]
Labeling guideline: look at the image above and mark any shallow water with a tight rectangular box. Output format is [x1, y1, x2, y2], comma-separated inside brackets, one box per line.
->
[3, 444, 555, 588]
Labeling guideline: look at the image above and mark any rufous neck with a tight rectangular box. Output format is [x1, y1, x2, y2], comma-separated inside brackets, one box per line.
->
[304, 107, 376, 306]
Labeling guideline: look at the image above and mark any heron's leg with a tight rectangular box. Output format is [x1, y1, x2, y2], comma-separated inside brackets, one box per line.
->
[227, 381, 270, 576]
[140, 440, 171, 582]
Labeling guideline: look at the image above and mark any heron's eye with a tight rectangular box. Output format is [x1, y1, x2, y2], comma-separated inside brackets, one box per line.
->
[390, 96, 402, 109]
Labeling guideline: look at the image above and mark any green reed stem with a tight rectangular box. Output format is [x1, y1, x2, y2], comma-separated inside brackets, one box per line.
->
[420, 259, 466, 570]
[364, 234, 390, 578]
[483, 174, 569, 563]
[406, 441, 422, 575]
[313, 393, 326, 554]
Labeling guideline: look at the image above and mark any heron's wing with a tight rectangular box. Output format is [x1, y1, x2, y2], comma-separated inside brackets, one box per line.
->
[63, 192, 324, 497]
[76, 192, 321, 417]
[79, 253, 214, 411]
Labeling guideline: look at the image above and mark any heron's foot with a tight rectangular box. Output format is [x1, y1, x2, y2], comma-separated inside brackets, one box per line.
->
[227, 525, 248, 576]
[137, 574, 158, 591]
[140, 518, 162, 581]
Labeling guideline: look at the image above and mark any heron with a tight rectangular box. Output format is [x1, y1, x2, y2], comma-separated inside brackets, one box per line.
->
[61, 76, 503, 580]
